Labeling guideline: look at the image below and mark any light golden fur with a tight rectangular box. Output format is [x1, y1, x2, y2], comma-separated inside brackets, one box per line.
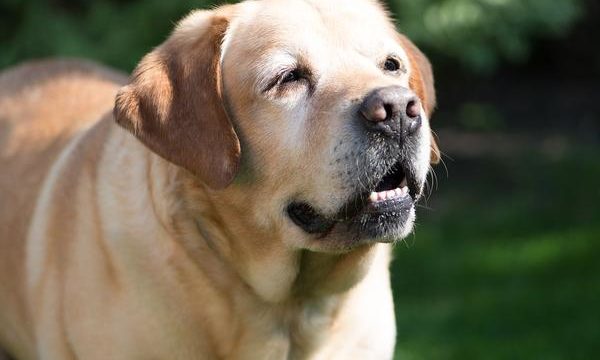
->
[0, 0, 438, 358]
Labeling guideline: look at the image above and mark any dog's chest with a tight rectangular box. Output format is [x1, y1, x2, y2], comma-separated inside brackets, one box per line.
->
[229, 296, 342, 359]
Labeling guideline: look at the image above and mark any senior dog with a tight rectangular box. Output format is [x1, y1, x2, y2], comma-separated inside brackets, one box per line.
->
[0, 0, 440, 358]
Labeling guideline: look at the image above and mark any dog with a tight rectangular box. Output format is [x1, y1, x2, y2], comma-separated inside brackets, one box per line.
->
[0, 0, 440, 358]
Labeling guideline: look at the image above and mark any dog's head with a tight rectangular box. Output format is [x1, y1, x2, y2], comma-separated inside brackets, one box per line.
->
[115, 0, 439, 254]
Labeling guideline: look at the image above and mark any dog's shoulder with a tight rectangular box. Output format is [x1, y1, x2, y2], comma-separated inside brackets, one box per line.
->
[0, 58, 127, 359]
[0, 58, 127, 204]
[0, 58, 126, 95]
[0, 58, 126, 150]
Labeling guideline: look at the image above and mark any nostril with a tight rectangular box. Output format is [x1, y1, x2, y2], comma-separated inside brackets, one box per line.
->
[361, 100, 388, 123]
[406, 100, 420, 119]
[372, 104, 388, 123]
[383, 103, 393, 121]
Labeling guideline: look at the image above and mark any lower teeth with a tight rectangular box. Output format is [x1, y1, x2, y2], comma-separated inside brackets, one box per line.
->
[369, 187, 408, 202]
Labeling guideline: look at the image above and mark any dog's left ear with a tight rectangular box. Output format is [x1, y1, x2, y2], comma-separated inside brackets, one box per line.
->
[114, 7, 240, 189]
[398, 34, 441, 164]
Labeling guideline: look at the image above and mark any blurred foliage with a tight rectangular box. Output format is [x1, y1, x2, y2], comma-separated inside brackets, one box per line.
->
[457, 102, 505, 132]
[0, 0, 585, 73]
[0, 0, 223, 71]
[388, 0, 583, 72]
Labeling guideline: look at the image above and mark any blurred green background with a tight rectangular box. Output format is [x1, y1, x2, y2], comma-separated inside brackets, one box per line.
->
[1, 0, 599, 359]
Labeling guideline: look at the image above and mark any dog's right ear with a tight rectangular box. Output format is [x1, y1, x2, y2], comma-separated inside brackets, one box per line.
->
[114, 7, 240, 189]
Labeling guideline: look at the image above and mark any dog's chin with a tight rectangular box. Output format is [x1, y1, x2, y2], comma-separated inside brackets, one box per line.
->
[287, 194, 417, 252]
[352, 195, 417, 242]
[287, 160, 423, 252]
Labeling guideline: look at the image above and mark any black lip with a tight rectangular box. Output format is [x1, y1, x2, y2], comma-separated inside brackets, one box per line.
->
[287, 191, 368, 235]
[287, 202, 336, 234]
[355, 195, 414, 240]
[367, 193, 414, 213]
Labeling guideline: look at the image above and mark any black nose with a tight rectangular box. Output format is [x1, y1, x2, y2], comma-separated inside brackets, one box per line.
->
[359, 86, 422, 137]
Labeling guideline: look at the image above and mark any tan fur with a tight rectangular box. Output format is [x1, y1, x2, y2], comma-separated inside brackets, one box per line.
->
[0, 1, 437, 359]
[0, 59, 126, 359]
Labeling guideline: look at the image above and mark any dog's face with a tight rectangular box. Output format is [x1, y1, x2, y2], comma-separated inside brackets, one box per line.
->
[115, 0, 439, 254]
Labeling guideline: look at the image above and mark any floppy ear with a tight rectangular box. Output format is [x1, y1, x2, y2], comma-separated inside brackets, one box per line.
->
[114, 7, 240, 189]
[397, 34, 441, 164]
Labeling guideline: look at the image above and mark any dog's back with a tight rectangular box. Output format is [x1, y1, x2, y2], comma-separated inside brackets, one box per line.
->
[0, 59, 125, 358]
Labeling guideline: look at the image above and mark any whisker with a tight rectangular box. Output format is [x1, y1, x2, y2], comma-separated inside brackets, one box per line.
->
[416, 204, 434, 211]
[431, 129, 451, 178]
[439, 154, 450, 179]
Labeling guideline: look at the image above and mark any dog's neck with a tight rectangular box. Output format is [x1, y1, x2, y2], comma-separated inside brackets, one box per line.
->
[181, 175, 382, 303]
[184, 201, 390, 357]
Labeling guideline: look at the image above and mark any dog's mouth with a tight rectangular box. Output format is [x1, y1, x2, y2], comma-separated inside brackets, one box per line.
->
[287, 160, 421, 241]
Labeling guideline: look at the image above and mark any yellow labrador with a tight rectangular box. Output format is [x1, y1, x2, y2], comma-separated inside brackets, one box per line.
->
[0, 0, 440, 358]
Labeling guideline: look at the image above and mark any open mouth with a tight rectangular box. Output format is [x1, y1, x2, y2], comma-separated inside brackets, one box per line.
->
[369, 162, 412, 204]
[287, 160, 420, 238]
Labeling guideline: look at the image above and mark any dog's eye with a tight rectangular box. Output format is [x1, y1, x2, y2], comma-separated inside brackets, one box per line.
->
[384, 57, 401, 72]
[263, 66, 312, 96]
[281, 69, 301, 84]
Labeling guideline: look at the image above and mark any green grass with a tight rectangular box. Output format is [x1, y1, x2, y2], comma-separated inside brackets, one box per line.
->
[391, 146, 600, 359]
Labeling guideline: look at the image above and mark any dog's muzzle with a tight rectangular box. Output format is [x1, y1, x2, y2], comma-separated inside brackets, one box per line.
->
[287, 85, 427, 244]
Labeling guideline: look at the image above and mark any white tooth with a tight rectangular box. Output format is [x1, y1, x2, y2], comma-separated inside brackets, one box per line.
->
[400, 178, 408, 188]
[394, 188, 401, 197]
[387, 190, 396, 199]
[369, 192, 378, 202]
[377, 192, 385, 201]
